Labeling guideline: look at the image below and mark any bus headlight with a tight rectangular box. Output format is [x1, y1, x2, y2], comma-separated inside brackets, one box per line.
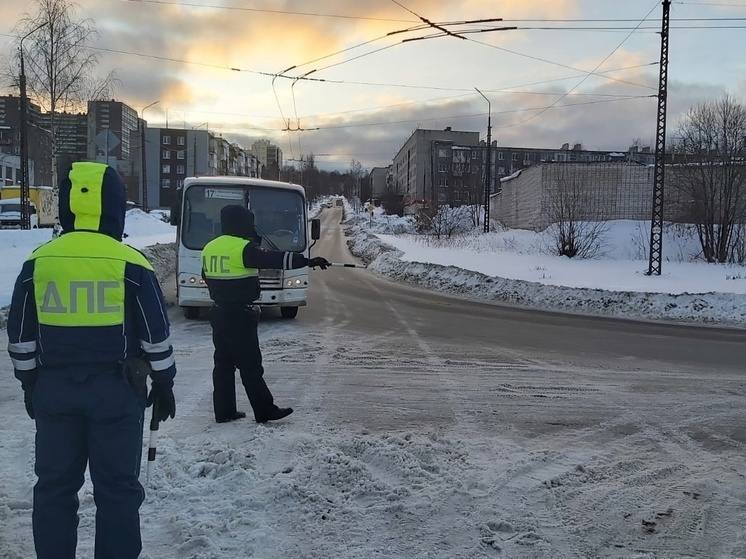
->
[187, 277, 206, 285]
[286, 278, 304, 287]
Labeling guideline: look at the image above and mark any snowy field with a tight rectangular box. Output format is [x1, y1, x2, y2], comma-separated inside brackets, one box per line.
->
[1, 205, 745, 558]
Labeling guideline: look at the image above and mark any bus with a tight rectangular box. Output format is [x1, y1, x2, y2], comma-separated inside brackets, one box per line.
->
[171, 176, 321, 319]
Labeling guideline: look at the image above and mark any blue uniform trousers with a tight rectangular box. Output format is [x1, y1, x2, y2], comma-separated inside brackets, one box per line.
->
[32, 369, 146, 559]
[209, 304, 276, 421]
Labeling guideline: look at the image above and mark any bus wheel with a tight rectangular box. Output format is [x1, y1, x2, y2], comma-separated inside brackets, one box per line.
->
[280, 307, 298, 319]
[183, 306, 200, 320]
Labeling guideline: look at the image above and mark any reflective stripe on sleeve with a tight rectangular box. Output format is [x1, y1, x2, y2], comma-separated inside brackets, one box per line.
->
[8, 340, 37, 354]
[11, 356, 37, 371]
[148, 354, 175, 371]
[140, 338, 172, 354]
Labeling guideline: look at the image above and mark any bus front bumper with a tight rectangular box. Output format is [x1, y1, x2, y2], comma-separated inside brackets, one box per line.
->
[178, 285, 308, 308]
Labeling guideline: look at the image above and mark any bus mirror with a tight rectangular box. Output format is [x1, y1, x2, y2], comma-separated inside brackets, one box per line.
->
[310, 218, 321, 240]
[170, 204, 180, 226]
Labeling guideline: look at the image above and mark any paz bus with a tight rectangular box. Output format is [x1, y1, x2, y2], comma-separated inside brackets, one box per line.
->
[170, 176, 320, 319]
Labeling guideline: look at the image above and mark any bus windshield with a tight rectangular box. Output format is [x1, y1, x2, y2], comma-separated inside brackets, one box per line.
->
[181, 185, 307, 252]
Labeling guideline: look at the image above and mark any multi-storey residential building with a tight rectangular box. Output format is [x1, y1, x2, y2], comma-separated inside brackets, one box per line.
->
[392, 128, 482, 213]
[143, 127, 259, 208]
[368, 166, 391, 201]
[490, 142, 656, 179]
[250, 139, 283, 178]
[0, 95, 53, 185]
[87, 100, 139, 168]
[37, 111, 88, 174]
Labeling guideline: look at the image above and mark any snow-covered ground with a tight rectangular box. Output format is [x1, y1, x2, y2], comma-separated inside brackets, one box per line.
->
[1, 205, 745, 558]
[344, 208, 746, 329]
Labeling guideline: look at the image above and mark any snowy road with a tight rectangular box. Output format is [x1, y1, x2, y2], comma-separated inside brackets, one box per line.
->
[2, 210, 745, 558]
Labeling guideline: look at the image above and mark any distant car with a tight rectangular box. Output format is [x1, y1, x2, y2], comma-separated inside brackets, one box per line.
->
[321, 202, 332, 208]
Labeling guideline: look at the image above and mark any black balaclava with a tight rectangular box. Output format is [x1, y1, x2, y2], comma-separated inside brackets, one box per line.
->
[220, 205, 255, 240]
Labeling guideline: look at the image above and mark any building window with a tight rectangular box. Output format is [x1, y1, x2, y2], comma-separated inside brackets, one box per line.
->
[162, 165, 171, 174]
[523, 153, 530, 163]
[161, 178, 171, 188]
[438, 163, 448, 172]
[498, 167, 505, 175]
[437, 178, 449, 187]
[177, 136, 185, 146]
[437, 192, 447, 202]
[162, 135, 171, 145]
[162, 150, 170, 159]
[453, 190, 461, 201]
[472, 150, 479, 159]
[455, 179, 463, 188]
[511, 153, 518, 161]
[498, 152, 504, 160]
[177, 150, 185, 160]
[438, 148, 448, 158]
[177, 165, 185, 174]
[463, 191, 470, 202]
[176, 179, 184, 189]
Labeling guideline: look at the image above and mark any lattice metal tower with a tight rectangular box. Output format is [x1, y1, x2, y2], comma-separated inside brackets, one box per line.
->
[647, 0, 671, 275]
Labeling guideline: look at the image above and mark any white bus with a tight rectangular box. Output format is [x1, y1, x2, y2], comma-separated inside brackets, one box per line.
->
[171, 176, 320, 319]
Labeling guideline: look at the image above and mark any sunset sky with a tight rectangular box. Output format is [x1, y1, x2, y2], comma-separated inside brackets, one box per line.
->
[1, 0, 745, 171]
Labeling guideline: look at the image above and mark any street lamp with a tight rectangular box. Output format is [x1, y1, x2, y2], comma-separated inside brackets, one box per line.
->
[19, 21, 48, 230]
[140, 100, 159, 211]
[475, 87, 492, 233]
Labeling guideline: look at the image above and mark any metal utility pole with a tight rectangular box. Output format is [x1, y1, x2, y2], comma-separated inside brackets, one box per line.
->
[18, 23, 47, 230]
[647, 0, 671, 276]
[475, 88, 492, 232]
[140, 101, 159, 211]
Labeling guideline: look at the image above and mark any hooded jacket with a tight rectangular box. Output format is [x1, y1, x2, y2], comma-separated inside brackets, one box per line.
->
[201, 204, 311, 304]
[6, 162, 176, 386]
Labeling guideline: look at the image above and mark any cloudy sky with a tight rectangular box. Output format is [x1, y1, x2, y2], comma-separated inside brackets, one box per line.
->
[1, 0, 745, 171]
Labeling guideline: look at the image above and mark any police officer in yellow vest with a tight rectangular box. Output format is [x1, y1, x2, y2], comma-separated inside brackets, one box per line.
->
[6, 162, 177, 559]
[202, 205, 330, 424]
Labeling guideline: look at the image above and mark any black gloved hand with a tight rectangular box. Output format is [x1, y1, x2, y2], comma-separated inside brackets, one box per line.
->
[147, 381, 176, 422]
[22, 384, 35, 420]
[308, 257, 331, 270]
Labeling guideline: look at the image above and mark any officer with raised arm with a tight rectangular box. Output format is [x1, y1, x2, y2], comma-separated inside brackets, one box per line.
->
[202, 204, 330, 424]
[6, 162, 176, 559]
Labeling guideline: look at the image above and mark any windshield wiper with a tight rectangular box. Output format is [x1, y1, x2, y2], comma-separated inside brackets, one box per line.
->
[253, 224, 279, 251]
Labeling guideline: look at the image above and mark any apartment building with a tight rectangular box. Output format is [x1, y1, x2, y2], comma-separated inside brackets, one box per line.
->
[0, 95, 53, 185]
[392, 127, 481, 213]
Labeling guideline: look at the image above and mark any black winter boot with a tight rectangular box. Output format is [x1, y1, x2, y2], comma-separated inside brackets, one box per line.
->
[256, 407, 293, 423]
[216, 411, 247, 424]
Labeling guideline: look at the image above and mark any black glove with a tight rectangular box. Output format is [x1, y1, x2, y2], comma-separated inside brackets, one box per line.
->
[147, 381, 176, 422]
[121, 356, 150, 401]
[22, 384, 35, 420]
[308, 257, 331, 270]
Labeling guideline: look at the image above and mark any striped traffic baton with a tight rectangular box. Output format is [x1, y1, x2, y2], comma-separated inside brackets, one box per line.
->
[146, 400, 160, 482]
[328, 262, 367, 268]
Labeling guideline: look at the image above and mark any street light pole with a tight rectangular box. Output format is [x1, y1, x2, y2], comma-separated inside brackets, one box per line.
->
[19, 22, 48, 230]
[140, 100, 159, 211]
[475, 88, 492, 233]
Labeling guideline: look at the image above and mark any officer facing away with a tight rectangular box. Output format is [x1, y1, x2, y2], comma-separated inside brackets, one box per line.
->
[6, 162, 177, 559]
[202, 204, 330, 424]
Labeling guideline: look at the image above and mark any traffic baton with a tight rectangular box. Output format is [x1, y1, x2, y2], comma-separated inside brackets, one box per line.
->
[329, 262, 367, 268]
[146, 400, 160, 482]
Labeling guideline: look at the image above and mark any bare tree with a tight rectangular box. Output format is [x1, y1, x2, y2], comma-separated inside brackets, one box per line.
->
[668, 95, 746, 263]
[416, 205, 472, 239]
[544, 164, 610, 258]
[7, 0, 118, 190]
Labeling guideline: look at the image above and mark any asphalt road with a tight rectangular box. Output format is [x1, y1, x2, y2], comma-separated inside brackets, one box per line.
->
[300, 207, 746, 376]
